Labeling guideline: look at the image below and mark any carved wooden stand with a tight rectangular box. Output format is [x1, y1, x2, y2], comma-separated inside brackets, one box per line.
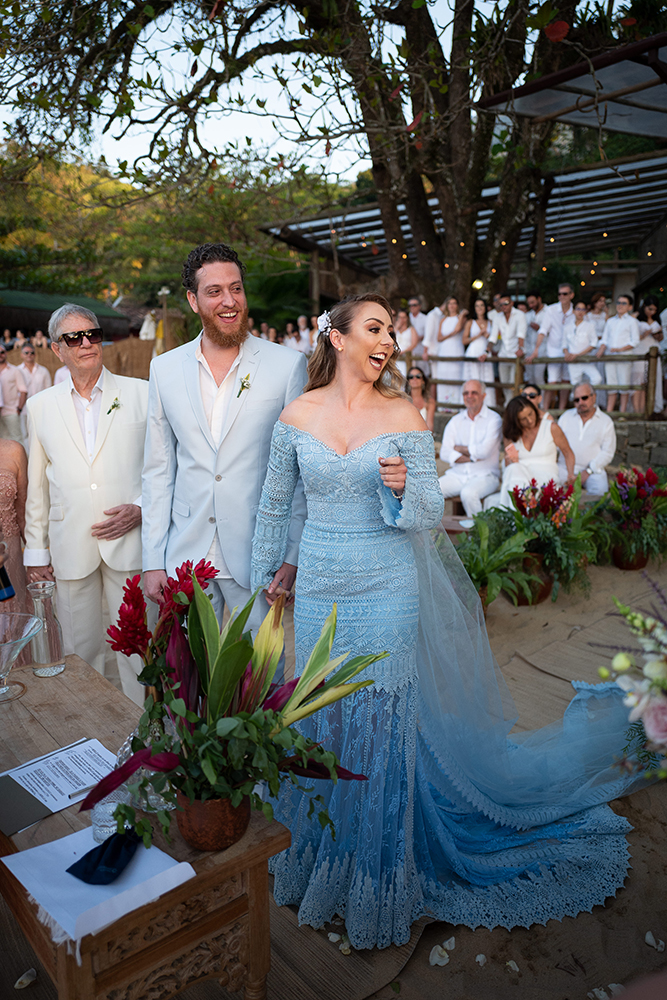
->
[1, 810, 290, 1000]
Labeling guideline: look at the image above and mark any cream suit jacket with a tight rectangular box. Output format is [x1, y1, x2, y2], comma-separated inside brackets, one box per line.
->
[24, 368, 148, 580]
[142, 335, 307, 588]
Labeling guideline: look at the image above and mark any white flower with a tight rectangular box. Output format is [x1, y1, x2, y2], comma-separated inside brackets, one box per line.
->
[643, 659, 667, 682]
[317, 311, 332, 337]
[429, 945, 450, 966]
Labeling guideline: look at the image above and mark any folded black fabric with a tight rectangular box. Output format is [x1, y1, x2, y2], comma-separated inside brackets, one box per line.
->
[66, 830, 142, 885]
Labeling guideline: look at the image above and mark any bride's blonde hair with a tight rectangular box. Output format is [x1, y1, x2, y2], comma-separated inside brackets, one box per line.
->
[305, 293, 404, 397]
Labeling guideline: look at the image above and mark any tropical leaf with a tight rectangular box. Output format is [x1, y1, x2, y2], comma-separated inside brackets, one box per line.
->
[191, 574, 221, 674]
[207, 636, 255, 721]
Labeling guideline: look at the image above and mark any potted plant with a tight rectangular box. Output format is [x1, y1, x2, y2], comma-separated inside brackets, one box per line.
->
[82, 561, 386, 851]
[509, 477, 597, 600]
[439, 515, 539, 611]
[596, 467, 667, 571]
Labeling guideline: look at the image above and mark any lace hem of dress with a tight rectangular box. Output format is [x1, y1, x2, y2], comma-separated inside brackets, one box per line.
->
[270, 804, 630, 948]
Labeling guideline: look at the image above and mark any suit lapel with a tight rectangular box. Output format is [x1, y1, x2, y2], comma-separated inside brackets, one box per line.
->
[219, 339, 260, 446]
[92, 369, 119, 463]
[55, 381, 90, 463]
[183, 339, 217, 452]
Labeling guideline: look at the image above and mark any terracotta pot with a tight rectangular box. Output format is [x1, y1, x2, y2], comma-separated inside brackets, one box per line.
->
[175, 792, 251, 852]
[612, 546, 649, 571]
[478, 585, 489, 618]
[515, 552, 553, 606]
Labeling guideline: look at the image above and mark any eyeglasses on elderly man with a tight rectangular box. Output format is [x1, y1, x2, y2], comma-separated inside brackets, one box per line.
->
[58, 328, 103, 347]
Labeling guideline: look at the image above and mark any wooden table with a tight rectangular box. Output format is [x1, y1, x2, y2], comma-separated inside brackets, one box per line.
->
[0, 655, 290, 1000]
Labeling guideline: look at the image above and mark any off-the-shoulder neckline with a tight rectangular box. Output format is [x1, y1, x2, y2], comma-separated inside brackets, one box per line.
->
[277, 421, 430, 458]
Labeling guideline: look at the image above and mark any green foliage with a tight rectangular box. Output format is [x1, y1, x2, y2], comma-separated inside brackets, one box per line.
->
[447, 518, 540, 607]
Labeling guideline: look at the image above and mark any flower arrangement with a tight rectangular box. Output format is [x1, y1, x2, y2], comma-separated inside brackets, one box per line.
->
[443, 517, 539, 609]
[597, 467, 667, 564]
[509, 476, 597, 597]
[84, 562, 386, 845]
[599, 578, 667, 777]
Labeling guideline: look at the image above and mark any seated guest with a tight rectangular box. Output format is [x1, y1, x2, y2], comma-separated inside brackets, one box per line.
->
[520, 381, 548, 415]
[32, 329, 49, 348]
[438, 379, 502, 516]
[487, 395, 575, 509]
[405, 367, 436, 432]
[557, 382, 616, 495]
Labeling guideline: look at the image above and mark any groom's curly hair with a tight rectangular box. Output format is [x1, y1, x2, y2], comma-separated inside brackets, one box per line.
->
[182, 243, 246, 293]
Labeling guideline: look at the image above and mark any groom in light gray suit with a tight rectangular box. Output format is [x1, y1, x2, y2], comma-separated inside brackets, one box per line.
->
[142, 243, 307, 631]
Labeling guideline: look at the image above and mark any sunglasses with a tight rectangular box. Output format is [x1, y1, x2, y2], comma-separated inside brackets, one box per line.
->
[558, 291, 571, 296]
[408, 373, 424, 379]
[58, 328, 103, 347]
[574, 394, 592, 402]
[522, 391, 539, 399]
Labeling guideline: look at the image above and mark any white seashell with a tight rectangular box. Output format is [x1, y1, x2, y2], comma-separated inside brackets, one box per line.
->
[608, 986, 625, 997]
[506, 960, 519, 973]
[442, 936, 455, 951]
[340, 944, 351, 956]
[429, 945, 450, 966]
[659, 940, 665, 952]
[475, 954, 487, 967]
[645, 930, 665, 950]
[14, 968, 37, 989]
[327, 933, 341, 943]
[587, 989, 608, 999]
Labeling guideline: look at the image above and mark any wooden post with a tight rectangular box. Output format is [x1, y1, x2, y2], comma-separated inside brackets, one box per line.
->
[646, 345, 659, 418]
[513, 356, 524, 398]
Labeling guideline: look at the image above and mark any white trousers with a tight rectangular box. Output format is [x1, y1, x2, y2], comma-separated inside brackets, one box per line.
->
[498, 362, 515, 404]
[439, 470, 500, 516]
[584, 470, 608, 495]
[56, 562, 147, 706]
[0, 413, 24, 445]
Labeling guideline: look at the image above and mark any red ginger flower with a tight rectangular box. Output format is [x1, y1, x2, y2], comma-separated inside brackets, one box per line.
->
[647, 468, 659, 487]
[160, 559, 218, 616]
[107, 574, 151, 659]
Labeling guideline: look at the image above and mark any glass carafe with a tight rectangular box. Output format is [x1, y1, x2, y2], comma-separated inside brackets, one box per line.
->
[27, 581, 66, 677]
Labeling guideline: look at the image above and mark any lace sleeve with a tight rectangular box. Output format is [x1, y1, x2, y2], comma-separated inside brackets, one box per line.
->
[251, 422, 300, 591]
[377, 431, 444, 531]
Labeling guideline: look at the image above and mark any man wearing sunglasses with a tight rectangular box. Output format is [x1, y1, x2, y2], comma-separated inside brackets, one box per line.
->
[0, 344, 27, 445]
[557, 382, 616, 495]
[22, 303, 149, 704]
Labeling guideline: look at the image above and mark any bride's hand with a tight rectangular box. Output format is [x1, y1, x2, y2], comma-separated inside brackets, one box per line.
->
[379, 456, 407, 496]
[265, 561, 297, 606]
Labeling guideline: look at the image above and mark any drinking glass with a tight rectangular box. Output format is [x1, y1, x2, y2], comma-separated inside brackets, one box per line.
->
[0, 613, 43, 702]
[91, 787, 132, 844]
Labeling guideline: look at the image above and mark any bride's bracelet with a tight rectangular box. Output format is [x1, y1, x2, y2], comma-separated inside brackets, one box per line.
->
[391, 488, 404, 501]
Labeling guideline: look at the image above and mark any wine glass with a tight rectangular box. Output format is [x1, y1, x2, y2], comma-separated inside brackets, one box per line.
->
[0, 613, 43, 703]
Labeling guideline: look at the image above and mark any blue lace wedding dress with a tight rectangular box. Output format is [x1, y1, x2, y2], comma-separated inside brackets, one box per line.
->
[250, 421, 645, 950]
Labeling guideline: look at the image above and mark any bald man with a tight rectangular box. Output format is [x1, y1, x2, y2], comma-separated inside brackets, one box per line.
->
[438, 379, 502, 516]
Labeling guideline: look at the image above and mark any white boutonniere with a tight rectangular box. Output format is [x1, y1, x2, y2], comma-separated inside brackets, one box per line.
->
[107, 396, 120, 415]
[237, 373, 251, 398]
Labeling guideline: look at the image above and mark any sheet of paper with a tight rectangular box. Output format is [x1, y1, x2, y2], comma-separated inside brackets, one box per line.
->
[10, 739, 117, 810]
[2, 827, 195, 941]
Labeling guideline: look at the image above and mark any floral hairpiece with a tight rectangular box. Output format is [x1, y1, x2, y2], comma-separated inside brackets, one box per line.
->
[317, 311, 332, 338]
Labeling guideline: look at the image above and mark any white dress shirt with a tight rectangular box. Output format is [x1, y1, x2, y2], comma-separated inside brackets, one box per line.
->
[0, 363, 26, 415]
[488, 308, 527, 355]
[557, 406, 616, 476]
[439, 404, 502, 479]
[566, 320, 597, 356]
[286, 332, 311, 354]
[525, 306, 546, 355]
[70, 371, 104, 463]
[538, 302, 575, 356]
[424, 306, 444, 353]
[197, 335, 246, 579]
[54, 366, 69, 385]
[601, 314, 640, 352]
[19, 361, 51, 397]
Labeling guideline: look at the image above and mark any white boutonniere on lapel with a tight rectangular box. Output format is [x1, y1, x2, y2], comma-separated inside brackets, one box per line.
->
[237, 374, 251, 399]
[107, 396, 121, 415]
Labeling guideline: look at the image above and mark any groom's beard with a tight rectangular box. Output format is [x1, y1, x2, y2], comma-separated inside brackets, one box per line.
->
[201, 305, 249, 349]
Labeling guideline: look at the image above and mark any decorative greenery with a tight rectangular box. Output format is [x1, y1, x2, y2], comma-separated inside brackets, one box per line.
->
[85, 564, 387, 845]
[594, 467, 667, 563]
[445, 518, 539, 608]
[509, 477, 597, 598]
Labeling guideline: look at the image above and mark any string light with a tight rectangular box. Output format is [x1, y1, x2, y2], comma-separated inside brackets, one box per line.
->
[648, 251, 653, 257]
[421, 240, 426, 246]
[530, 252, 536, 259]
[459, 241, 465, 247]
[472, 279, 484, 290]
[331, 229, 336, 234]
[491, 268, 496, 273]
[391, 238, 397, 244]
[593, 261, 598, 266]
[590, 269, 595, 275]
[402, 253, 407, 259]
[549, 237, 555, 243]
[501, 241, 506, 246]
[542, 266, 547, 272]
[580, 280, 586, 286]
[361, 242, 367, 247]
[603, 232, 608, 237]
[445, 263, 450, 268]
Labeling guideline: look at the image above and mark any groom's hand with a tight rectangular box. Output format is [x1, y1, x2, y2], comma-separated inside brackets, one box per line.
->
[266, 562, 297, 606]
[145, 569, 168, 604]
[379, 456, 407, 496]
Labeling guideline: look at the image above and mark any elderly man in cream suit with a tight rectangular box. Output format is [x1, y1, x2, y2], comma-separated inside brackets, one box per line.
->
[24, 304, 148, 704]
[143, 243, 307, 637]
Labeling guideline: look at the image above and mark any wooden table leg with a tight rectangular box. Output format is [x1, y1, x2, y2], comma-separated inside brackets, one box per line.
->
[244, 861, 270, 1000]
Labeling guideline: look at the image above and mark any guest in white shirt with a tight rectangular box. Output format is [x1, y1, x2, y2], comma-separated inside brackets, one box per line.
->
[54, 366, 69, 385]
[563, 301, 601, 388]
[633, 296, 664, 415]
[425, 295, 467, 406]
[529, 283, 575, 412]
[407, 296, 427, 363]
[18, 343, 52, 448]
[557, 383, 616, 495]
[524, 291, 546, 385]
[596, 293, 640, 414]
[0, 344, 27, 445]
[487, 292, 526, 404]
[438, 379, 502, 516]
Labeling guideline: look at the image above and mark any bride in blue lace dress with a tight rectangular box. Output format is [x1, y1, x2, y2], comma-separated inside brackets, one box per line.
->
[250, 293, 645, 951]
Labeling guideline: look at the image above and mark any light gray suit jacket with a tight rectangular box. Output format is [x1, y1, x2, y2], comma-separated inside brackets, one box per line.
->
[142, 335, 308, 588]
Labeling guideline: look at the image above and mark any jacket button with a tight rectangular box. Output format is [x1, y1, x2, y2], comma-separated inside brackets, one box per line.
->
[215, 474, 222, 482]
[208, 516, 215, 523]
[91, 484, 97, 490]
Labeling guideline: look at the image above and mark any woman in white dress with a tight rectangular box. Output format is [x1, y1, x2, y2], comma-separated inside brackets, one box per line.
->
[394, 309, 419, 378]
[587, 292, 609, 406]
[632, 296, 664, 415]
[497, 395, 575, 508]
[405, 366, 436, 432]
[432, 296, 467, 407]
[462, 297, 494, 384]
[563, 301, 601, 387]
